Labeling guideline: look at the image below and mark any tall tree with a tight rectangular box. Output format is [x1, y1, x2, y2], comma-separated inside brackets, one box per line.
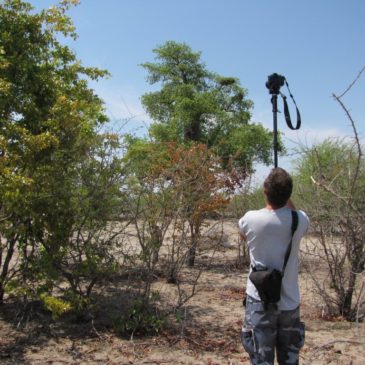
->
[0, 0, 122, 307]
[130, 41, 275, 267]
[141, 41, 273, 176]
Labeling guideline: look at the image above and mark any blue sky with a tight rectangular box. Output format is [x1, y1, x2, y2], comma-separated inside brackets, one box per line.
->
[31, 0, 365, 180]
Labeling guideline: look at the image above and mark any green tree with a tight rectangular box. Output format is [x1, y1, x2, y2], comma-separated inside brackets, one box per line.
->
[141, 41, 273, 177]
[0, 0, 122, 309]
[135, 41, 275, 267]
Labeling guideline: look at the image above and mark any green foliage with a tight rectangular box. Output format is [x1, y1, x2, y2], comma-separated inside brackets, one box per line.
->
[0, 0, 122, 307]
[140, 41, 274, 177]
[227, 187, 265, 218]
[40, 293, 72, 320]
[214, 123, 274, 175]
[293, 138, 365, 222]
[114, 296, 165, 336]
[123, 136, 171, 180]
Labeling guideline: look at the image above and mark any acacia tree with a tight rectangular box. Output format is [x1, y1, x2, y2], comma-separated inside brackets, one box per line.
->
[294, 70, 365, 320]
[0, 0, 123, 311]
[295, 140, 365, 320]
[120, 141, 229, 336]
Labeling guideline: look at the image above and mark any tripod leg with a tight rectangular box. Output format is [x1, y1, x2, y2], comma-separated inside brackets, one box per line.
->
[272, 95, 279, 168]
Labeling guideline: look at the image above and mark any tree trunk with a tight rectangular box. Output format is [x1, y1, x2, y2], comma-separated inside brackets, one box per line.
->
[341, 270, 356, 320]
[0, 236, 17, 304]
[187, 222, 199, 267]
[184, 120, 201, 142]
[0, 284, 4, 305]
[187, 243, 196, 267]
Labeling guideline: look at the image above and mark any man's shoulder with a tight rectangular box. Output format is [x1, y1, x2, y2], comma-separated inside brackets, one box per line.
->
[241, 208, 266, 219]
[239, 209, 262, 234]
[296, 209, 309, 222]
[296, 209, 310, 230]
[239, 209, 267, 225]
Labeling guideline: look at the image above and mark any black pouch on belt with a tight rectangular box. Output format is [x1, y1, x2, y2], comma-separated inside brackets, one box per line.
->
[249, 266, 283, 305]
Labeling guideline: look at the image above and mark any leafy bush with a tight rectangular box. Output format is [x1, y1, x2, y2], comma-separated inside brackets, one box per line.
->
[114, 296, 165, 336]
[40, 294, 72, 320]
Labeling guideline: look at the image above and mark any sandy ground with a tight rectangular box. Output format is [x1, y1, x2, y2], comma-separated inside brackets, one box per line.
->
[0, 222, 364, 365]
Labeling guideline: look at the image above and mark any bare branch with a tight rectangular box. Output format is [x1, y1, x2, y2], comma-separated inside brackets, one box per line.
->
[310, 176, 362, 216]
[332, 93, 363, 205]
[337, 65, 365, 99]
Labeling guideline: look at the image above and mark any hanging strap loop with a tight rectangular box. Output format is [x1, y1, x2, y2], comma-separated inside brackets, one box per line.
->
[280, 79, 301, 130]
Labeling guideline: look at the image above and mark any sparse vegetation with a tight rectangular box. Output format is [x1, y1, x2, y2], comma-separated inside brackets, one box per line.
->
[0, 1, 364, 364]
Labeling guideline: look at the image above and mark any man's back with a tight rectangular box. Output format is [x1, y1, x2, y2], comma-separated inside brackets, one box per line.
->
[239, 207, 309, 310]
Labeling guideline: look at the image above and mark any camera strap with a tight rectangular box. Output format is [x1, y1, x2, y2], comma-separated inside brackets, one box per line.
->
[282, 210, 299, 274]
[280, 80, 301, 130]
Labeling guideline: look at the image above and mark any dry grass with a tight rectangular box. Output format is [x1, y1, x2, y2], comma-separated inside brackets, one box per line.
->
[0, 222, 364, 364]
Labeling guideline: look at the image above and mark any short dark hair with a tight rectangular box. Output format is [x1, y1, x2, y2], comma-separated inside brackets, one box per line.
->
[264, 168, 293, 208]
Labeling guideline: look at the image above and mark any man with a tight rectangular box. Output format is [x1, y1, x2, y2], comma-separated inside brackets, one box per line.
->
[238, 168, 309, 365]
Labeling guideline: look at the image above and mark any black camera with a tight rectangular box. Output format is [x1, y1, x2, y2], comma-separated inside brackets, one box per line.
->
[266, 73, 285, 94]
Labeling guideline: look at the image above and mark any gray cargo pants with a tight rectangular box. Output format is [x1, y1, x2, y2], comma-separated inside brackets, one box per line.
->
[241, 296, 305, 365]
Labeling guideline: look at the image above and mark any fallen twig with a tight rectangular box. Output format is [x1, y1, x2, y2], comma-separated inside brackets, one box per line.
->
[91, 317, 103, 340]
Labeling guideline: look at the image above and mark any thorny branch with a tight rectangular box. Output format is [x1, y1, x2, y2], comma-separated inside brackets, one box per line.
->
[333, 65, 364, 203]
[310, 176, 362, 217]
[337, 65, 365, 98]
[331, 94, 363, 201]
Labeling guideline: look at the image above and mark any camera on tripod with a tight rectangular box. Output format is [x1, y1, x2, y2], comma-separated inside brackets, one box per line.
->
[266, 73, 285, 95]
[265, 72, 301, 167]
